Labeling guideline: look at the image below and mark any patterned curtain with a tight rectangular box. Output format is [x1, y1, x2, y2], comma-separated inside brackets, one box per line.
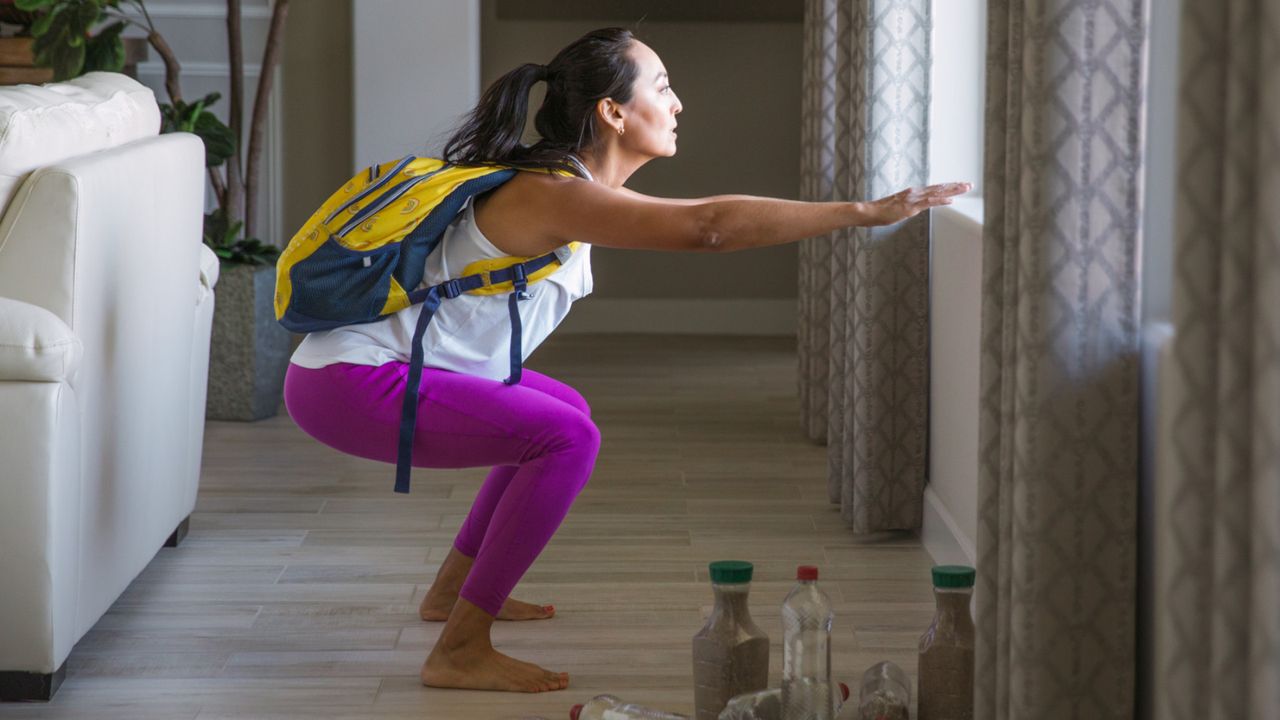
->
[797, 0, 931, 533]
[975, 0, 1146, 718]
[1153, 0, 1280, 716]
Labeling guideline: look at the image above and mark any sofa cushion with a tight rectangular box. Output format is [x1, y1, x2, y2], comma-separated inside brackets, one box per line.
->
[0, 72, 159, 212]
[0, 297, 82, 382]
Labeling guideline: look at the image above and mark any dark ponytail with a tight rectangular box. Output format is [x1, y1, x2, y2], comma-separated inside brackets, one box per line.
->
[441, 28, 640, 178]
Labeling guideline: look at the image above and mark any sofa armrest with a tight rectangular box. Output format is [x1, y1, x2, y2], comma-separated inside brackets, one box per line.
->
[0, 297, 81, 382]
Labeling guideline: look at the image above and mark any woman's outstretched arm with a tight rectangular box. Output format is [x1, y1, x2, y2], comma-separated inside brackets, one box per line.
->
[494, 173, 970, 255]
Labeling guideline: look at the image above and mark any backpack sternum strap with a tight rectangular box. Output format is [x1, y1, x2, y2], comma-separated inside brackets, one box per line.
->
[460, 242, 581, 295]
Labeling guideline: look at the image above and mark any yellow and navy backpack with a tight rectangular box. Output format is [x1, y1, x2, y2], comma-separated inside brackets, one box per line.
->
[275, 156, 579, 493]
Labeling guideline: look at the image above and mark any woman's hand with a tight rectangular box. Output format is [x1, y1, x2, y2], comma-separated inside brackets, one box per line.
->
[862, 182, 972, 226]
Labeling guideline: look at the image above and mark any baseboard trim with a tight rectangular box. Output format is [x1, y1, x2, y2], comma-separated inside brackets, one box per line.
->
[921, 485, 976, 567]
[557, 298, 797, 336]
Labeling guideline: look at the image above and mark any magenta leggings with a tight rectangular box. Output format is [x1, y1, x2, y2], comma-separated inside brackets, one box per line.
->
[283, 361, 600, 617]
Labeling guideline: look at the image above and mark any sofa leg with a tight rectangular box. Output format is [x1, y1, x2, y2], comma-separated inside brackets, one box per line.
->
[0, 663, 66, 702]
[164, 515, 191, 548]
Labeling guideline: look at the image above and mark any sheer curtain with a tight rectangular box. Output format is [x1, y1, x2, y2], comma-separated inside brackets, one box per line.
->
[1153, 0, 1280, 716]
[798, 0, 932, 533]
[975, 0, 1146, 717]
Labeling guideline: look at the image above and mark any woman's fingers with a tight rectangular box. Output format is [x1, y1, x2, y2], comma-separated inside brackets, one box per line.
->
[928, 181, 972, 196]
[871, 182, 971, 225]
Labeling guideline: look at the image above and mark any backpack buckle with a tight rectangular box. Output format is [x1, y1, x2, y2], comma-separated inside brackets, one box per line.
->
[441, 279, 465, 299]
[510, 265, 529, 300]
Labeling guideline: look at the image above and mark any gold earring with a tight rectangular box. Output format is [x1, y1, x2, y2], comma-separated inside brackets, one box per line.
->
[617, 125, 625, 136]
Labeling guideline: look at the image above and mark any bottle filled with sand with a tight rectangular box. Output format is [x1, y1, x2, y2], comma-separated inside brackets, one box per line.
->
[917, 565, 975, 720]
[692, 561, 770, 720]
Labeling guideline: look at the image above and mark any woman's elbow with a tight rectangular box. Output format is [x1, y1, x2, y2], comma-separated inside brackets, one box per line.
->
[699, 231, 727, 252]
[690, 206, 731, 253]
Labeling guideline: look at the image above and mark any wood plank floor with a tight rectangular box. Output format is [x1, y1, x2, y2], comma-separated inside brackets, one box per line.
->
[0, 334, 936, 720]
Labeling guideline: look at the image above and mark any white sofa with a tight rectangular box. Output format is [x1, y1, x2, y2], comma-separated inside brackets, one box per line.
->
[0, 73, 217, 701]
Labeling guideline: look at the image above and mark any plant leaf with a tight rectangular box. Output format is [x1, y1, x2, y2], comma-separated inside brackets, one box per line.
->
[29, 4, 62, 37]
[15, 0, 56, 12]
[74, 0, 98, 29]
[193, 111, 236, 167]
[51, 37, 84, 80]
[83, 20, 125, 73]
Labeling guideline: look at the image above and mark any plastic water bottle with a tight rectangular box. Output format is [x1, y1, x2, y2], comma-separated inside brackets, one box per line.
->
[720, 683, 850, 720]
[571, 694, 691, 720]
[781, 565, 835, 720]
[839, 661, 910, 720]
[719, 687, 782, 720]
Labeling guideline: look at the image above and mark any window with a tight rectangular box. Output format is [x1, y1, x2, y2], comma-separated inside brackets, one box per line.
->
[929, 0, 986, 220]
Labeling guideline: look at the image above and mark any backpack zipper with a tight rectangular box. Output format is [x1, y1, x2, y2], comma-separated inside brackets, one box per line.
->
[325, 155, 416, 225]
[336, 164, 450, 239]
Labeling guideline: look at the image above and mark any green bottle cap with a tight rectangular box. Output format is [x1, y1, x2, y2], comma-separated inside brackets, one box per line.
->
[931, 565, 976, 588]
[709, 560, 754, 584]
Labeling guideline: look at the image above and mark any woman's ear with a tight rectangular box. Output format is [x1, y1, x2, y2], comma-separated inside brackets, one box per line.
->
[595, 98, 625, 134]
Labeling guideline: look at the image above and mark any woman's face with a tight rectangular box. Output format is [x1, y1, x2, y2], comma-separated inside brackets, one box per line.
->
[615, 41, 682, 158]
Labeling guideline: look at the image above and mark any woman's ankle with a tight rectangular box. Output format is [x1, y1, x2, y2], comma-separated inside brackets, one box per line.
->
[434, 596, 497, 653]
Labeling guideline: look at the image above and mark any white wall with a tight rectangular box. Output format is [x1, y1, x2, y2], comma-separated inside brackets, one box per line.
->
[925, 202, 983, 566]
[1142, 0, 1178, 324]
[479, 3, 804, 335]
[922, 0, 986, 567]
[351, 0, 481, 170]
[1138, 2, 1182, 717]
[127, 0, 284, 245]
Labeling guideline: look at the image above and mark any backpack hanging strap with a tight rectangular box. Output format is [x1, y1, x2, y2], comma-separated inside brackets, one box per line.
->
[502, 264, 530, 386]
[392, 250, 566, 494]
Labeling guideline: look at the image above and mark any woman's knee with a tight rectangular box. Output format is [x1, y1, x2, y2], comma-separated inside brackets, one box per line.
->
[533, 412, 602, 458]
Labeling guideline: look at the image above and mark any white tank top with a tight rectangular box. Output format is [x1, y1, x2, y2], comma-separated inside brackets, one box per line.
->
[289, 189, 593, 381]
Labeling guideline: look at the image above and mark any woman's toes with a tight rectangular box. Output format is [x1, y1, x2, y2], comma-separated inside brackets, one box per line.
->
[496, 598, 556, 621]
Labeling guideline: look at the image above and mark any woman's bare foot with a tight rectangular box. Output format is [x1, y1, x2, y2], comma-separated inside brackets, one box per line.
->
[420, 597, 569, 693]
[421, 644, 569, 692]
[420, 547, 554, 622]
[420, 594, 555, 622]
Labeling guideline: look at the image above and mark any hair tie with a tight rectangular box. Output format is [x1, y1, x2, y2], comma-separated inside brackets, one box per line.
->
[537, 64, 551, 82]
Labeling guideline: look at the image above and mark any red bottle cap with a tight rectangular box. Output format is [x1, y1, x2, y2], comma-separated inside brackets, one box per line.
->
[570, 704, 583, 720]
[797, 565, 819, 580]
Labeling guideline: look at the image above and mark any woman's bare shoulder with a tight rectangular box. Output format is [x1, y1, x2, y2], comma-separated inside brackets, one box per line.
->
[472, 172, 581, 257]
[475, 170, 711, 255]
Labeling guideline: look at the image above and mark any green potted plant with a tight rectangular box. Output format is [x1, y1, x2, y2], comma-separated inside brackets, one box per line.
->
[24, 0, 293, 420]
[6, 0, 148, 83]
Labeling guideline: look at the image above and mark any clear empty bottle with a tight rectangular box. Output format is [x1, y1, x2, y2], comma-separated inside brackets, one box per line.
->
[719, 687, 782, 720]
[781, 565, 835, 720]
[721, 683, 850, 720]
[692, 561, 771, 720]
[838, 661, 910, 720]
[916, 565, 975, 720]
[571, 694, 690, 720]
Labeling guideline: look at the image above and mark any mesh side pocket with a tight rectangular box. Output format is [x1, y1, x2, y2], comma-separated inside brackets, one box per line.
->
[288, 239, 401, 324]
